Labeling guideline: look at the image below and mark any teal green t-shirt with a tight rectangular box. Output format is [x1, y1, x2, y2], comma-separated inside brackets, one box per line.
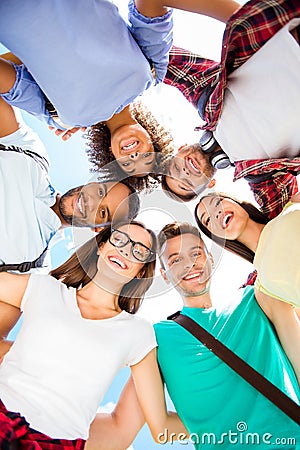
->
[154, 287, 300, 449]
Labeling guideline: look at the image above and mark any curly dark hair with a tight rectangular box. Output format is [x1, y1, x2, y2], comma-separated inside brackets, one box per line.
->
[85, 101, 174, 193]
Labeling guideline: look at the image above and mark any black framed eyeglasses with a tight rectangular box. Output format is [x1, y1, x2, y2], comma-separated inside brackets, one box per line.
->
[109, 229, 154, 263]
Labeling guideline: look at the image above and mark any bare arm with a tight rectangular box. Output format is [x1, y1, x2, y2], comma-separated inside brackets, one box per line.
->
[135, 0, 241, 22]
[255, 289, 300, 385]
[0, 97, 22, 137]
[0, 300, 21, 361]
[86, 376, 145, 450]
[131, 349, 188, 443]
[0, 57, 17, 95]
[291, 192, 300, 203]
[0, 273, 30, 308]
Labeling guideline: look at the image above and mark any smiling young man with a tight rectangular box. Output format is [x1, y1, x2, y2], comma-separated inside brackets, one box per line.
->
[163, 0, 300, 219]
[162, 143, 216, 201]
[0, 99, 139, 274]
[154, 222, 300, 449]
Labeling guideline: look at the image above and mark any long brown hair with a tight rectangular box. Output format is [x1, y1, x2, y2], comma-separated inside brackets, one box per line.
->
[50, 222, 157, 314]
[85, 100, 174, 193]
[195, 193, 269, 263]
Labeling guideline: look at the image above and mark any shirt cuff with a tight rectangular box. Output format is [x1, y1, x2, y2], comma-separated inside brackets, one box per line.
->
[128, 0, 173, 24]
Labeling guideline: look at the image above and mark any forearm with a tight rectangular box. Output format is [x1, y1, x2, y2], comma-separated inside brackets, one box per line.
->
[272, 309, 300, 386]
[155, 411, 189, 443]
[0, 57, 17, 94]
[0, 97, 22, 137]
[255, 291, 300, 385]
[131, 350, 188, 444]
[140, 0, 241, 22]
[134, 0, 168, 17]
[86, 377, 145, 450]
[0, 340, 13, 362]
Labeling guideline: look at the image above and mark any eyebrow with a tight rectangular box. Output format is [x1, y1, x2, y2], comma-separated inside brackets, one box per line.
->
[200, 211, 205, 223]
[103, 183, 108, 197]
[103, 183, 111, 222]
[106, 206, 111, 222]
[167, 252, 179, 261]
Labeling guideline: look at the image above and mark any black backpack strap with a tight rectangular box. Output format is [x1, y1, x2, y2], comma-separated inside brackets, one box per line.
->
[168, 311, 300, 425]
[0, 247, 48, 273]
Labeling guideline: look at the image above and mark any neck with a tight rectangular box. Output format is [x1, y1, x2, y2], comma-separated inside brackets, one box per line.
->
[50, 193, 69, 228]
[105, 104, 137, 133]
[238, 218, 265, 253]
[182, 290, 213, 309]
[77, 277, 122, 313]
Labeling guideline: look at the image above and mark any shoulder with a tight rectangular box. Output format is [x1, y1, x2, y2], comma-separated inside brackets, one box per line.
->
[154, 319, 179, 338]
[0, 123, 50, 168]
[125, 313, 155, 335]
[28, 274, 68, 292]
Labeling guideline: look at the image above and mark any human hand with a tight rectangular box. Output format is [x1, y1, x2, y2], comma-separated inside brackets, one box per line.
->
[291, 191, 300, 203]
[48, 126, 86, 141]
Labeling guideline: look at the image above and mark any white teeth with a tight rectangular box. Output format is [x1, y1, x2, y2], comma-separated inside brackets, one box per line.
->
[122, 141, 138, 150]
[184, 271, 203, 280]
[187, 158, 200, 174]
[109, 257, 126, 269]
[78, 197, 84, 215]
[222, 213, 232, 229]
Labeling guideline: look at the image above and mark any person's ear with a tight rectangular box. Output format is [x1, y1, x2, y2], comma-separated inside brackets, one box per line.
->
[208, 178, 216, 189]
[92, 227, 102, 233]
[177, 144, 187, 154]
[97, 243, 104, 256]
[208, 252, 214, 268]
[160, 267, 170, 284]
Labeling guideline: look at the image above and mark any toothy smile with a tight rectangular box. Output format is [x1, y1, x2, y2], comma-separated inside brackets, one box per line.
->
[77, 194, 86, 217]
[182, 270, 204, 281]
[186, 157, 201, 175]
[221, 213, 233, 229]
[121, 140, 139, 152]
[108, 256, 128, 269]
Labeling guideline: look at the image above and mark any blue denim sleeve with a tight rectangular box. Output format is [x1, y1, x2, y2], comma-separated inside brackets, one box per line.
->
[0, 63, 65, 130]
[128, 0, 173, 84]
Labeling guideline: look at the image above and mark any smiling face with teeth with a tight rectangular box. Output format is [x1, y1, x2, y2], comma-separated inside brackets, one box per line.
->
[110, 124, 156, 177]
[196, 195, 250, 240]
[96, 223, 154, 284]
[165, 144, 216, 198]
[58, 181, 131, 227]
[161, 233, 212, 297]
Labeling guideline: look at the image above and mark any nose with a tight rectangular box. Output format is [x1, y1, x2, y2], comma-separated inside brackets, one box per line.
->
[184, 256, 194, 270]
[118, 243, 132, 258]
[182, 165, 190, 176]
[129, 152, 139, 160]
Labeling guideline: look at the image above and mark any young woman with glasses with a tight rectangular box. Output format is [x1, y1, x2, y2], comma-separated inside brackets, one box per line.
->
[0, 221, 188, 449]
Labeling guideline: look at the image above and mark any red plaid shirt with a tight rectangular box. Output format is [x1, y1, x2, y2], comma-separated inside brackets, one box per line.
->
[0, 400, 85, 450]
[165, 0, 300, 219]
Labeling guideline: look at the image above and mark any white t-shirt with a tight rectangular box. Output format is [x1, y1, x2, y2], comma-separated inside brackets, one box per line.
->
[215, 18, 300, 161]
[0, 274, 157, 439]
[0, 124, 61, 270]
